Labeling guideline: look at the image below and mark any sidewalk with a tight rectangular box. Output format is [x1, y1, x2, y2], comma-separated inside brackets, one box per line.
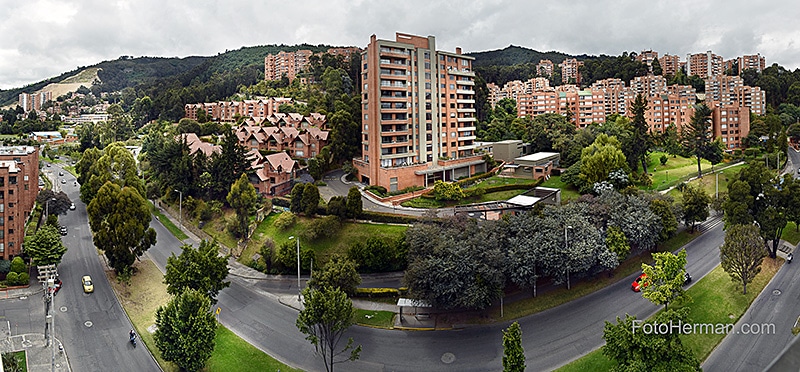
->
[0, 333, 71, 372]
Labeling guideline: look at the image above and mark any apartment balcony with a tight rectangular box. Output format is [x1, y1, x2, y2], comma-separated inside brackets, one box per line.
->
[457, 117, 477, 123]
[447, 68, 476, 77]
[380, 151, 413, 160]
[380, 139, 411, 147]
[379, 49, 411, 58]
[456, 89, 475, 95]
[456, 108, 476, 113]
[458, 135, 477, 141]
[457, 126, 477, 132]
[456, 99, 475, 104]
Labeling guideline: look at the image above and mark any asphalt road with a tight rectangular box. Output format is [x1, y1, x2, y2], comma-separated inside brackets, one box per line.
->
[0, 162, 160, 371]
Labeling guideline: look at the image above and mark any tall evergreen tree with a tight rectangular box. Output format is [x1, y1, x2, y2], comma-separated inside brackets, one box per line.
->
[681, 104, 713, 178]
[629, 94, 651, 173]
[502, 321, 525, 372]
[210, 132, 248, 199]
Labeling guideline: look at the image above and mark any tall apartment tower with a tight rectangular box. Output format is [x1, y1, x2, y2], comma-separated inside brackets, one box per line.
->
[355, 33, 485, 191]
[686, 51, 723, 78]
[0, 146, 39, 260]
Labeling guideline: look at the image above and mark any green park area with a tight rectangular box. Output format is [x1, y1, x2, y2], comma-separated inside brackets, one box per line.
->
[556, 257, 783, 372]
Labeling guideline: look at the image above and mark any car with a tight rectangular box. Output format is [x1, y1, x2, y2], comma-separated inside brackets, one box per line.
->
[69, 203, 75, 210]
[632, 273, 648, 292]
[46, 163, 51, 167]
[59, 226, 67, 235]
[48, 278, 62, 295]
[81, 275, 94, 293]
[632, 272, 692, 292]
[61, 179, 66, 184]
[58, 171, 63, 176]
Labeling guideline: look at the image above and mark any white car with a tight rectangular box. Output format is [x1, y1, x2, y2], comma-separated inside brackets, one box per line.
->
[69, 203, 76, 210]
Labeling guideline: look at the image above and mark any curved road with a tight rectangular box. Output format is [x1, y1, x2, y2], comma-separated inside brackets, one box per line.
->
[144, 207, 726, 371]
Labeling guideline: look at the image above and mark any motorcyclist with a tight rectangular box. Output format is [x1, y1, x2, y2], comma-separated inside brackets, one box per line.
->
[129, 329, 136, 341]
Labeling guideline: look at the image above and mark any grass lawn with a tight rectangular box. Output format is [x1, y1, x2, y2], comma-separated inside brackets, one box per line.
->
[206, 326, 302, 372]
[354, 309, 396, 328]
[149, 202, 189, 241]
[782, 222, 800, 246]
[556, 257, 782, 371]
[238, 212, 408, 266]
[540, 175, 581, 201]
[111, 259, 300, 372]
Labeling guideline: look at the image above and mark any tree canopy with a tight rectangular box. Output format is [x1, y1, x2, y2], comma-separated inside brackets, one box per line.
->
[23, 225, 67, 265]
[164, 240, 231, 303]
[296, 286, 361, 372]
[154, 288, 217, 372]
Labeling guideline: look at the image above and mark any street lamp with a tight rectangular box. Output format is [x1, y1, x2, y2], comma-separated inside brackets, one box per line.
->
[45, 197, 56, 218]
[288, 236, 301, 302]
[174, 189, 182, 232]
[565, 225, 573, 290]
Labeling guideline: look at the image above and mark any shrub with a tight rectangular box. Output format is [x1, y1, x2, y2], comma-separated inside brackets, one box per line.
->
[16, 272, 29, 286]
[354, 288, 400, 298]
[259, 240, 274, 273]
[347, 236, 407, 273]
[365, 185, 387, 197]
[0, 260, 10, 274]
[272, 197, 291, 208]
[360, 210, 419, 224]
[273, 242, 297, 274]
[273, 212, 297, 230]
[660, 154, 668, 165]
[301, 216, 340, 242]
[5, 272, 18, 286]
[10, 257, 25, 274]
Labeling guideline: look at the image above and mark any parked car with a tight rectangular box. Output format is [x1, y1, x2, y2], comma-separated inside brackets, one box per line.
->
[632, 272, 692, 292]
[58, 171, 63, 176]
[59, 226, 68, 235]
[61, 179, 66, 184]
[69, 203, 75, 210]
[81, 275, 94, 293]
[48, 278, 62, 295]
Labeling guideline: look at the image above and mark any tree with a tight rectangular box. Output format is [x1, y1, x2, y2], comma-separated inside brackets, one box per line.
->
[154, 288, 217, 372]
[22, 225, 67, 265]
[649, 198, 678, 241]
[681, 103, 713, 178]
[296, 286, 362, 372]
[164, 240, 231, 303]
[641, 250, 689, 309]
[80, 142, 144, 204]
[681, 184, 710, 233]
[308, 256, 361, 296]
[579, 134, 628, 187]
[502, 321, 525, 372]
[605, 225, 630, 260]
[208, 132, 249, 199]
[290, 183, 306, 214]
[603, 309, 700, 371]
[301, 183, 321, 216]
[226, 173, 258, 238]
[326, 196, 347, 218]
[345, 186, 362, 220]
[628, 94, 651, 173]
[720, 224, 767, 294]
[36, 190, 71, 215]
[87, 182, 157, 275]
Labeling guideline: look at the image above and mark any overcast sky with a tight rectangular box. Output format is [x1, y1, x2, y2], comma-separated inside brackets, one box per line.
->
[2, 0, 800, 90]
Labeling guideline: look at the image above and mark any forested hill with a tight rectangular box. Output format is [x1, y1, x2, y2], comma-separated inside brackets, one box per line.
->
[467, 45, 576, 67]
[0, 43, 335, 106]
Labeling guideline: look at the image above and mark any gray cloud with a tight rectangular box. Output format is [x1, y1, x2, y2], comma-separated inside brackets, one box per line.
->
[2, 0, 798, 89]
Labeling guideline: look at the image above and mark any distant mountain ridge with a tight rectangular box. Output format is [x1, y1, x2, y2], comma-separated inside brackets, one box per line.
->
[466, 45, 587, 67]
[1, 43, 588, 107]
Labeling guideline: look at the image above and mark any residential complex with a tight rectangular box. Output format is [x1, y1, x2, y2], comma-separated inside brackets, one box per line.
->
[184, 97, 293, 122]
[264, 47, 362, 83]
[686, 51, 724, 78]
[354, 32, 486, 191]
[234, 113, 329, 159]
[18, 92, 52, 113]
[0, 146, 39, 260]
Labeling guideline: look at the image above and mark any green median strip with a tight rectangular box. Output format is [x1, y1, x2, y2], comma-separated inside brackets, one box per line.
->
[149, 201, 189, 241]
[556, 258, 782, 371]
[354, 309, 396, 328]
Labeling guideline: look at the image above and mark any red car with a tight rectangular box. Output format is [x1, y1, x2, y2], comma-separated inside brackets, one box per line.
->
[632, 272, 692, 292]
[632, 273, 648, 292]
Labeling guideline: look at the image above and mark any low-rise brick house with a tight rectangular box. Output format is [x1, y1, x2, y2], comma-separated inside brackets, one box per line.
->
[247, 149, 299, 196]
[235, 113, 329, 160]
[178, 133, 221, 157]
[0, 146, 39, 260]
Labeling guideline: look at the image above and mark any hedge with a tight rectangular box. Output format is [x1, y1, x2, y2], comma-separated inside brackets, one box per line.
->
[354, 288, 400, 298]
[360, 210, 419, 224]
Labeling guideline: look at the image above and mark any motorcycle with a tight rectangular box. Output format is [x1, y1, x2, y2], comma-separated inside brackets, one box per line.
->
[788, 253, 793, 264]
[130, 332, 137, 348]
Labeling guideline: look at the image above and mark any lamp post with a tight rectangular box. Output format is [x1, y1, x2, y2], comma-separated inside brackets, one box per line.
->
[289, 236, 301, 302]
[174, 189, 182, 232]
[45, 197, 56, 218]
[565, 225, 573, 290]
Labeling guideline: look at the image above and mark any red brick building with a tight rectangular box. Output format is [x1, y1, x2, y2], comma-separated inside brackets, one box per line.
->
[0, 146, 39, 260]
